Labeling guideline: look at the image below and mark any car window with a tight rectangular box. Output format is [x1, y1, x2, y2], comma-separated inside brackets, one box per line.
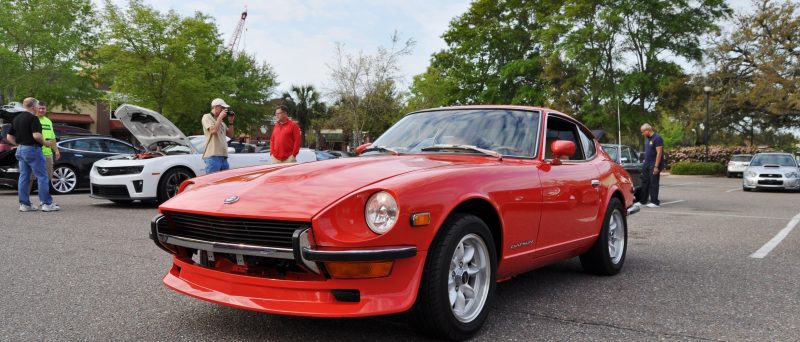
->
[621, 147, 634, 163]
[749, 154, 797, 167]
[544, 116, 581, 160]
[104, 140, 136, 154]
[602, 146, 619, 163]
[731, 155, 752, 162]
[577, 128, 596, 159]
[69, 138, 104, 152]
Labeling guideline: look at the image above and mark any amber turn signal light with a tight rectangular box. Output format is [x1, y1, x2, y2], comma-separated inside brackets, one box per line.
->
[411, 212, 431, 226]
[324, 261, 394, 279]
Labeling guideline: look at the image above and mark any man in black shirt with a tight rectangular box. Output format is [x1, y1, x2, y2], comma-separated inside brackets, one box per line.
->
[7, 97, 58, 212]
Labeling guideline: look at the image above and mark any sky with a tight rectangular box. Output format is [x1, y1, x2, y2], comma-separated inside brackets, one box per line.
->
[96, 0, 471, 96]
[95, 0, 756, 96]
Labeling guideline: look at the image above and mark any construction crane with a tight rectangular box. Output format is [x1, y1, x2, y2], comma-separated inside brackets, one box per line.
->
[226, 7, 248, 52]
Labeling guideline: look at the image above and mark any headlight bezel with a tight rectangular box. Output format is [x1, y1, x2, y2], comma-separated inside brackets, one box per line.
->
[364, 191, 399, 235]
[785, 172, 798, 179]
[744, 170, 757, 178]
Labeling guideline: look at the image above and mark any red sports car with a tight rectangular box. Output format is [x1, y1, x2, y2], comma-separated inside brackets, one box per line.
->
[150, 106, 638, 340]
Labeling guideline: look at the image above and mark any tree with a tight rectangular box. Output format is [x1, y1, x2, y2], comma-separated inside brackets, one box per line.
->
[280, 84, 325, 147]
[327, 32, 414, 145]
[0, 0, 98, 106]
[97, 0, 276, 134]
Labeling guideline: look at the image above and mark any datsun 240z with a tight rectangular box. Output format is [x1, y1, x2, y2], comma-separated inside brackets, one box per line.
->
[149, 106, 639, 340]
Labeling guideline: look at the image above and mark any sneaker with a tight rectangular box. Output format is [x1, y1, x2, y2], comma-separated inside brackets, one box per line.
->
[633, 202, 642, 207]
[41, 203, 60, 212]
[645, 203, 660, 208]
[19, 204, 38, 212]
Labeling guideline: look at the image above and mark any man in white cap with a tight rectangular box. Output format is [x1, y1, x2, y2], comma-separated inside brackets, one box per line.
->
[201, 98, 235, 173]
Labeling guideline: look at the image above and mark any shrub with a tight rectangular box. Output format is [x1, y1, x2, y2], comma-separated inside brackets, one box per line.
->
[670, 162, 726, 175]
[667, 145, 775, 164]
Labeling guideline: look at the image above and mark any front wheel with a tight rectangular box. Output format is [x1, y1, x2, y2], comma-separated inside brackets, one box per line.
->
[580, 198, 627, 275]
[51, 165, 78, 194]
[410, 214, 496, 340]
[156, 167, 194, 203]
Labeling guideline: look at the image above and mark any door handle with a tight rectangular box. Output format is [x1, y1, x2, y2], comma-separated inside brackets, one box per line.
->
[591, 179, 600, 187]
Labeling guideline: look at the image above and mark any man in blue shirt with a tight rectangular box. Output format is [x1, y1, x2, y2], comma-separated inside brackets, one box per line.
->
[639, 123, 663, 208]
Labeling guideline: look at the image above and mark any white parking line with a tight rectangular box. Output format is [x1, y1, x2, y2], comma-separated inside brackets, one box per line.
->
[725, 188, 741, 193]
[750, 212, 800, 259]
[640, 210, 790, 221]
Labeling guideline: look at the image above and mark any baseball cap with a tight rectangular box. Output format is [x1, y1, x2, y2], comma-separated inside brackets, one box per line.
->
[211, 98, 229, 108]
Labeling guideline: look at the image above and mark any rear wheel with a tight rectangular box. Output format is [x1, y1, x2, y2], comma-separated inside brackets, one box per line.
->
[51, 165, 78, 194]
[410, 214, 496, 340]
[156, 167, 194, 203]
[580, 198, 627, 275]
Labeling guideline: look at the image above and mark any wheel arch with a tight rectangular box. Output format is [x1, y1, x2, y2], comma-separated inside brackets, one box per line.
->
[446, 198, 503, 260]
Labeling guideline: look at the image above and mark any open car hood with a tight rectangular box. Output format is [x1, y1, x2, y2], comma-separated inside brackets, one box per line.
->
[114, 104, 192, 151]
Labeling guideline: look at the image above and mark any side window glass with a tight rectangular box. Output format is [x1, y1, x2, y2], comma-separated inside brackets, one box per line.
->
[61, 140, 74, 149]
[544, 115, 582, 160]
[621, 147, 633, 163]
[105, 140, 135, 154]
[577, 128, 596, 160]
[74, 139, 103, 152]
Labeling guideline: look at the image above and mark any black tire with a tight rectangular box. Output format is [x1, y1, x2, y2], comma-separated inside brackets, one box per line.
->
[742, 186, 751, 192]
[410, 213, 497, 340]
[156, 167, 194, 203]
[51, 165, 78, 194]
[580, 198, 627, 275]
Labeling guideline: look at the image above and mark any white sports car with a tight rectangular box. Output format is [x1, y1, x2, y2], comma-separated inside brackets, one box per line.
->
[90, 104, 317, 203]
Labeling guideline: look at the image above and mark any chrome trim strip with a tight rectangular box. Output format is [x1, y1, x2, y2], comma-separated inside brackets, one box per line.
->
[157, 233, 295, 260]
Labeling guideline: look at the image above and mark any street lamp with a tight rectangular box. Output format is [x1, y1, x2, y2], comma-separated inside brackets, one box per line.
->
[703, 86, 712, 162]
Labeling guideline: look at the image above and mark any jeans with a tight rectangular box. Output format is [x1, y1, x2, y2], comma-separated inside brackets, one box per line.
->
[16, 145, 52, 206]
[204, 156, 229, 174]
[640, 163, 661, 205]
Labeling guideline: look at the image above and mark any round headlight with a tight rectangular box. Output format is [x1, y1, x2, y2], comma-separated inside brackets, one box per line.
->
[365, 191, 398, 234]
[745, 171, 757, 178]
[785, 172, 798, 178]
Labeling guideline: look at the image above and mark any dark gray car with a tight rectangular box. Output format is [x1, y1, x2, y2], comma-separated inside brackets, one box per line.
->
[602, 144, 643, 199]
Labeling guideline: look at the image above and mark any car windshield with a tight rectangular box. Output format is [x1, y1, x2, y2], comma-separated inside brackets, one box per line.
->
[731, 155, 752, 162]
[601, 146, 619, 162]
[749, 154, 796, 167]
[369, 109, 540, 158]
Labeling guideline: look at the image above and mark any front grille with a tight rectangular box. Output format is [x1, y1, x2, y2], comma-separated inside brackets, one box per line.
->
[760, 174, 782, 178]
[161, 211, 307, 249]
[92, 184, 130, 198]
[758, 179, 783, 185]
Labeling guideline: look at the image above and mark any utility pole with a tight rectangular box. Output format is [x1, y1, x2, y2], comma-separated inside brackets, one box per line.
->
[227, 8, 248, 52]
[703, 86, 712, 162]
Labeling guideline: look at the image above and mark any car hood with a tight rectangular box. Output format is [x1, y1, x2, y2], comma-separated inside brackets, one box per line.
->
[161, 155, 468, 220]
[746, 165, 798, 174]
[114, 104, 192, 150]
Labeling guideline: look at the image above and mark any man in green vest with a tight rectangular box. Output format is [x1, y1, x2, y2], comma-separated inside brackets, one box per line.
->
[29, 101, 60, 202]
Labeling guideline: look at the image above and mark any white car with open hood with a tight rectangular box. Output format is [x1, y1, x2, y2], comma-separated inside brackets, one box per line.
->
[90, 104, 316, 203]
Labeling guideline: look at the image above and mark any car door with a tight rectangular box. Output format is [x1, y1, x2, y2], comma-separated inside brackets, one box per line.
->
[535, 115, 603, 254]
[60, 138, 114, 186]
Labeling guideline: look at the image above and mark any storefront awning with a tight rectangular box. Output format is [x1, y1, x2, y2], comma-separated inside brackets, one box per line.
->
[49, 113, 94, 124]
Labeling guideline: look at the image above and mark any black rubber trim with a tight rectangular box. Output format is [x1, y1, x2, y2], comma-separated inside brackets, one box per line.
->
[302, 245, 417, 262]
[332, 289, 360, 302]
[150, 214, 175, 254]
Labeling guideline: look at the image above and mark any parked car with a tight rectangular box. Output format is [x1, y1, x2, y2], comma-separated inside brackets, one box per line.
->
[0, 136, 139, 194]
[53, 124, 93, 138]
[727, 154, 752, 178]
[601, 144, 643, 199]
[325, 150, 351, 158]
[91, 104, 318, 204]
[742, 152, 800, 192]
[149, 105, 638, 340]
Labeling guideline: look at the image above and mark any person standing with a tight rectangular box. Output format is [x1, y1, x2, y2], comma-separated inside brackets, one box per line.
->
[29, 101, 60, 196]
[639, 123, 664, 208]
[201, 98, 235, 173]
[269, 105, 301, 164]
[7, 97, 58, 212]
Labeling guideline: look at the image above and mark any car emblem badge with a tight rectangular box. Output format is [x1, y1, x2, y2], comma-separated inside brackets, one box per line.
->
[223, 195, 240, 204]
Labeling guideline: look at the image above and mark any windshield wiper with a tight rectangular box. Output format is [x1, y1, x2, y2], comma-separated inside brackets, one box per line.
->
[421, 144, 502, 160]
[361, 145, 399, 155]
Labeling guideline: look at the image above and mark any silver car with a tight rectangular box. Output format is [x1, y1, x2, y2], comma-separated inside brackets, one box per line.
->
[727, 154, 752, 178]
[742, 153, 800, 192]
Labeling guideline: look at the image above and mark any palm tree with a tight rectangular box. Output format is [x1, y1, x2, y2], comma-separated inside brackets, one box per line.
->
[281, 84, 323, 147]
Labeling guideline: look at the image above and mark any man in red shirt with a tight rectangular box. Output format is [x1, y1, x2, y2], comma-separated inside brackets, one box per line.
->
[270, 105, 301, 163]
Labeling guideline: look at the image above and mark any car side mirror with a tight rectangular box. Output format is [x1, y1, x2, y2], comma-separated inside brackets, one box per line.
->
[355, 143, 371, 155]
[550, 140, 576, 165]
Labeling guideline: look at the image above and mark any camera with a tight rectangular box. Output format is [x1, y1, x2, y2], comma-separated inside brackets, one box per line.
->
[226, 109, 235, 116]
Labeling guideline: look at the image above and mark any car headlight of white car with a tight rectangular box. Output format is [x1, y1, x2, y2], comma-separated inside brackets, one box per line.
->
[365, 191, 398, 235]
[785, 172, 798, 178]
[744, 171, 757, 178]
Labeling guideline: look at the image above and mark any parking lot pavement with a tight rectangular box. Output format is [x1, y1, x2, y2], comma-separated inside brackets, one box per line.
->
[0, 175, 798, 341]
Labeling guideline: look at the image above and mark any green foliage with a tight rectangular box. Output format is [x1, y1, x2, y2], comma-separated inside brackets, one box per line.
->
[667, 145, 776, 164]
[669, 162, 726, 175]
[97, 0, 276, 135]
[0, 0, 99, 107]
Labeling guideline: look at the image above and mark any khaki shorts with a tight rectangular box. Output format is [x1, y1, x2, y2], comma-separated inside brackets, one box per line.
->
[31, 155, 54, 180]
[271, 155, 296, 164]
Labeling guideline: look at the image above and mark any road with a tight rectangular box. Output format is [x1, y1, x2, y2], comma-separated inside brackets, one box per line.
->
[1, 175, 798, 341]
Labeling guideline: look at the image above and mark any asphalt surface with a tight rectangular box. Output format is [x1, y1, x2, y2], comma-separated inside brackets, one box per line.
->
[1, 175, 798, 341]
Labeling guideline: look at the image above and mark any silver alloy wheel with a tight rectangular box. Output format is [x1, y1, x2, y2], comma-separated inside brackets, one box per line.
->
[448, 233, 490, 323]
[607, 209, 626, 264]
[51, 166, 77, 193]
[164, 169, 192, 199]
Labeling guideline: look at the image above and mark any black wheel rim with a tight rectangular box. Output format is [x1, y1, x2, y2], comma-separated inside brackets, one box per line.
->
[165, 170, 191, 199]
